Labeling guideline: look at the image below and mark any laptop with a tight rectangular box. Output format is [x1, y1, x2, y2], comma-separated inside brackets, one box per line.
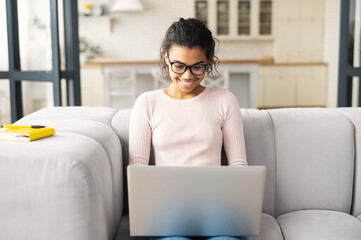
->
[127, 165, 266, 237]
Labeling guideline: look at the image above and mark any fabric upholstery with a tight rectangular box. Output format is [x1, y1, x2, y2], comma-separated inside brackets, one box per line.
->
[4, 106, 361, 240]
[115, 214, 283, 240]
[1, 106, 122, 239]
[0, 132, 113, 240]
[333, 108, 361, 217]
[115, 215, 132, 240]
[16, 106, 123, 233]
[111, 108, 133, 215]
[241, 109, 276, 216]
[268, 108, 354, 217]
[253, 214, 283, 240]
[277, 210, 361, 240]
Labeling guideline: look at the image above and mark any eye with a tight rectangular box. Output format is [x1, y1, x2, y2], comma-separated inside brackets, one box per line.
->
[192, 64, 204, 71]
[174, 63, 185, 69]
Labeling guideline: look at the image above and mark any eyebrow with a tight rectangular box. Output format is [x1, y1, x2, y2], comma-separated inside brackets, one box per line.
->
[171, 59, 206, 65]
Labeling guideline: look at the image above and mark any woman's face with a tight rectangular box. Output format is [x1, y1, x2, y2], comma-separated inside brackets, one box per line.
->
[165, 45, 208, 98]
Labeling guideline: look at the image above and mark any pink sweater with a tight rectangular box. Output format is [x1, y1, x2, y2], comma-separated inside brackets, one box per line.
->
[129, 87, 248, 166]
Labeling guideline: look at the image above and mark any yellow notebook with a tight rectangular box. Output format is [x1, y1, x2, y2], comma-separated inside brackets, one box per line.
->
[0, 127, 55, 142]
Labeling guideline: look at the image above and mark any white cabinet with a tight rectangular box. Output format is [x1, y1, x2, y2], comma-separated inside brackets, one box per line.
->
[80, 67, 104, 106]
[258, 65, 327, 108]
[194, 0, 274, 40]
[274, 0, 324, 62]
[98, 61, 258, 109]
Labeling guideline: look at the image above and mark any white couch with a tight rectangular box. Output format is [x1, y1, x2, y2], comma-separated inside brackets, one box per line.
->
[1, 106, 361, 240]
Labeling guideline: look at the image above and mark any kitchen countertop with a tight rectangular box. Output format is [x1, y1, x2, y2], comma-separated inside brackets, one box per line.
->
[81, 57, 327, 68]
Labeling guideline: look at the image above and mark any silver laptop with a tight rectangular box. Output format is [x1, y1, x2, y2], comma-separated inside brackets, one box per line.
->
[127, 166, 266, 237]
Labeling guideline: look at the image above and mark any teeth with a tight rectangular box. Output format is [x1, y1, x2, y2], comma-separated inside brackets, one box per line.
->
[180, 80, 193, 85]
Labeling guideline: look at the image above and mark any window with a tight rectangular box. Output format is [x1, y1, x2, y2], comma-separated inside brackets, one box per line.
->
[194, 0, 273, 39]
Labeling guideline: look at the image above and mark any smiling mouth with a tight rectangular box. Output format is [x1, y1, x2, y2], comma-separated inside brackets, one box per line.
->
[178, 79, 196, 86]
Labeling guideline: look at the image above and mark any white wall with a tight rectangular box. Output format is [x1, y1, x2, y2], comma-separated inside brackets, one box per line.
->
[79, 0, 194, 60]
[78, 0, 274, 61]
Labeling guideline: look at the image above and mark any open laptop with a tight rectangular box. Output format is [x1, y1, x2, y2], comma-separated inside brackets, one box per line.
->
[127, 165, 266, 237]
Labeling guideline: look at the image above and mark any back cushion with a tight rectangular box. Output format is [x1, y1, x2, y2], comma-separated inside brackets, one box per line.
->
[111, 109, 132, 215]
[333, 108, 361, 217]
[268, 108, 355, 217]
[241, 109, 277, 216]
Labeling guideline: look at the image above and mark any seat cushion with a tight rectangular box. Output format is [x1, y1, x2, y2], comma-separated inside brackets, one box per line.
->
[254, 213, 284, 240]
[277, 210, 361, 240]
[116, 213, 283, 240]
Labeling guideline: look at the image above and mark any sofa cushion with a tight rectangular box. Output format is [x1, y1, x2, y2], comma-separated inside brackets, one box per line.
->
[241, 109, 276, 216]
[115, 214, 283, 240]
[268, 108, 355, 216]
[19, 106, 119, 125]
[333, 108, 361, 217]
[277, 210, 361, 240]
[111, 108, 134, 215]
[254, 213, 284, 240]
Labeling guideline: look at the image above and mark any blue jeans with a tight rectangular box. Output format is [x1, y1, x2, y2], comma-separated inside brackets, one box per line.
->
[135, 237, 253, 240]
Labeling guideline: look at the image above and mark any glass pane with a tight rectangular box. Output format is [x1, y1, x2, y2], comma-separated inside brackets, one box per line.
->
[349, 0, 361, 68]
[260, 0, 272, 35]
[0, 80, 11, 124]
[217, 0, 229, 35]
[238, 0, 251, 35]
[349, 0, 355, 66]
[58, 0, 65, 70]
[22, 81, 53, 116]
[195, 0, 208, 25]
[18, 0, 52, 71]
[0, 1, 9, 71]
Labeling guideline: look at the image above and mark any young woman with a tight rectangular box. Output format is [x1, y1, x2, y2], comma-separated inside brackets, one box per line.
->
[129, 18, 250, 240]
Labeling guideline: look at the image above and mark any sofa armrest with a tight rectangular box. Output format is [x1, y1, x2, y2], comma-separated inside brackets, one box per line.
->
[0, 107, 122, 240]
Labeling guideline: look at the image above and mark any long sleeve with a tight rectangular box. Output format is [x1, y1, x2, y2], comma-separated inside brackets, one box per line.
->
[129, 93, 152, 166]
[222, 92, 248, 166]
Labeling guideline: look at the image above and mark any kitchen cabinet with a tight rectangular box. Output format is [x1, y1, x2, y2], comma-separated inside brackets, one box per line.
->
[80, 60, 259, 109]
[194, 0, 273, 40]
[258, 64, 327, 108]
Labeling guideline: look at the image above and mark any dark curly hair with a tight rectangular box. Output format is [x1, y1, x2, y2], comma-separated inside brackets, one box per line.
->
[160, 18, 220, 81]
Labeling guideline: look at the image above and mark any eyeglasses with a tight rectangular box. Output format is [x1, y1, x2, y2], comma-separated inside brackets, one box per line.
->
[168, 56, 208, 76]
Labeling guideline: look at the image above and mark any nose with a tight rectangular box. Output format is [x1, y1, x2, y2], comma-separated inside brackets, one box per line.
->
[182, 67, 193, 79]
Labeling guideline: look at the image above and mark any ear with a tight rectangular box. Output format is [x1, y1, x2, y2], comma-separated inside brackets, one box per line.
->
[164, 52, 169, 65]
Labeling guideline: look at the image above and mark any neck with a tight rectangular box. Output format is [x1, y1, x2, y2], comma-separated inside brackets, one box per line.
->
[164, 84, 206, 100]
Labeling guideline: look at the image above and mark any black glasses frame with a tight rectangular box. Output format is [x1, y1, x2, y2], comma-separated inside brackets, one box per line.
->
[167, 56, 208, 76]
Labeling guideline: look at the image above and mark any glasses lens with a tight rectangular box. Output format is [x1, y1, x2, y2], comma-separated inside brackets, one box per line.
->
[191, 64, 206, 75]
[171, 63, 186, 74]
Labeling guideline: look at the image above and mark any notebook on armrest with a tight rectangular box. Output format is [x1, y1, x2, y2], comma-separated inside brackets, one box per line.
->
[127, 165, 266, 237]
